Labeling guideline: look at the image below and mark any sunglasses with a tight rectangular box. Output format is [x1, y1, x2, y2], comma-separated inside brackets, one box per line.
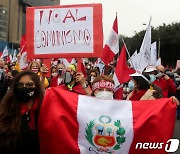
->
[16, 82, 35, 88]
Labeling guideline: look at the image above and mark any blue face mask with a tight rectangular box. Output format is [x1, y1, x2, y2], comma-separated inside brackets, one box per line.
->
[149, 74, 156, 83]
[128, 80, 134, 91]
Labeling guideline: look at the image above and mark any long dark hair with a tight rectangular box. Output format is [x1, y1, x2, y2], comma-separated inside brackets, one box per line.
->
[0, 70, 44, 147]
[133, 72, 150, 90]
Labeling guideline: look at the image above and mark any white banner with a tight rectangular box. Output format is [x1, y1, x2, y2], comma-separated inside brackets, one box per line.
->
[34, 7, 93, 54]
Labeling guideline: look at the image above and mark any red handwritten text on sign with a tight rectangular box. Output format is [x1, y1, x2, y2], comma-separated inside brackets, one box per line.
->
[34, 7, 93, 54]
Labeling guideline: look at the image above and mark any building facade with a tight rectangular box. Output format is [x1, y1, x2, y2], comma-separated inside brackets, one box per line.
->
[0, 0, 60, 46]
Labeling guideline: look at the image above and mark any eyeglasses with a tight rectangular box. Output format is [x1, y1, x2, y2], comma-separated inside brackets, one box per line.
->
[16, 82, 35, 88]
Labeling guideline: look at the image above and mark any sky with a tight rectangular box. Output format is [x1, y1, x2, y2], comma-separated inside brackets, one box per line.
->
[60, 0, 180, 41]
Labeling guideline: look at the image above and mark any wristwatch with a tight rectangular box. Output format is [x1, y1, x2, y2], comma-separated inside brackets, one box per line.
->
[82, 83, 88, 89]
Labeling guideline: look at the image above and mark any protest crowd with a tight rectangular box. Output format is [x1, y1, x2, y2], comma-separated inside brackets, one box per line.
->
[0, 52, 180, 153]
[0, 3, 179, 154]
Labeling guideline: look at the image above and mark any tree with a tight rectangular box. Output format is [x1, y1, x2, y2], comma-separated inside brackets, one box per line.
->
[122, 22, 180, 68]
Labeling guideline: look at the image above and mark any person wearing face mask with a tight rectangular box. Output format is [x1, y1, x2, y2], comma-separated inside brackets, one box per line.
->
[144, 65, 163, 99]
[47, 66, 57, 86]
[28, 61, 49, 89]
[0, 70, 44, 154]
[50, 63, 66, 87]
[59, 64, 92, 95]
[126, 72, 156, 101]
[91, 75, 114, 99]
[153, 65, 176, 98]
[6, 70, 19, 90]
[87, 69, 99, 87]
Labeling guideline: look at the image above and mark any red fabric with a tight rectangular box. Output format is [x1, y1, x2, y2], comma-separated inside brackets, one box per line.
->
[20, 35, 26, 53]
[153, 77, 176, 97]
[6, 55, 11, 63]
[114, 86, 123, 100]
[39, 88, 80, 154]
[39, 89, 176, 154]
[59, 83, 86, 95]
[115, 45, 135, 84]
[102, 15, 118, 65]
[102, 45, 116, 65]
[129, 98, 176, 154]
[81, 62, 87, 77]
[66, 58, 74, 63]
[20, 99, 39, 130]
[43, 59, 51, 77]
[50, 76, 59, 87]
[129, 90, 147, 101]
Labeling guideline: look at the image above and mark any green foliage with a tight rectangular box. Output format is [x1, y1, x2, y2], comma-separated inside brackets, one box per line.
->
[114, 120, 121, 127]
[116, 127, 125, 135]
[113, 144, 120, 150]
[85, 120, 95, 146]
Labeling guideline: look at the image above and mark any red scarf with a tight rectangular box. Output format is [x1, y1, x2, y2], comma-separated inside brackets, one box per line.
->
[20, 99, 39, 130]
[129, 90, 147, 101]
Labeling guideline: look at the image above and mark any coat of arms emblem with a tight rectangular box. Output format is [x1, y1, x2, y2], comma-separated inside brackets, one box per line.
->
[85, 115, 126, 153]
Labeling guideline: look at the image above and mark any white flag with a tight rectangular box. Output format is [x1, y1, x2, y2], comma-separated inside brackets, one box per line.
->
[12, 49, 17, 62]
[131, 52, 141, 71]
[1, 46, 9, 58]
[59, 58, 76, 68]
[19, 51, 28, 70]
[150, 42, 157, 65]
[156, 57, 161, 66]
[138, 17, 152, 72]
[95, 58, 104, 75]
[128, 50, 137, 68]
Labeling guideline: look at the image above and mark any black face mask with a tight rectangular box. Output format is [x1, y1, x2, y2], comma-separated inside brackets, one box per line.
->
[58, 69, 63, 76]
[16, 87, 35, 103]
[62, 72, 73, 84]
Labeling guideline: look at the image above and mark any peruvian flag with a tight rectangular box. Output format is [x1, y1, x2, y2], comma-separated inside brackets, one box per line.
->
[113, 45, 135, 99]
[102, 15, 119, 65]
[19, 35, 28, 70]
[59, 58, 76, 67]
[39, 88, 176, 154]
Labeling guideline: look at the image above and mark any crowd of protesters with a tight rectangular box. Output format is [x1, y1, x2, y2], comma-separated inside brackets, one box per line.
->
[0, 53, 180, 153]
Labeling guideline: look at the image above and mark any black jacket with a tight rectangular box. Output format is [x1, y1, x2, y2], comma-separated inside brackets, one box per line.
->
[0, 111, 40, 154]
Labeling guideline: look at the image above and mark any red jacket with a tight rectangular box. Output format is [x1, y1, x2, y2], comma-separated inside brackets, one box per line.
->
[50, 76, 63, 87]
[153, 77, 176, 97]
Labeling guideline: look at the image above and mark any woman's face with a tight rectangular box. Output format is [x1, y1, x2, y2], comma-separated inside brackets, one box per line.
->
[31, 63, 40, 73]
[16, 75, 36, 103]
[18, 75, 35, 88]
[31, 63, 39, 69]
[132, 79, 138, 89]
[57, 64, 65, 70]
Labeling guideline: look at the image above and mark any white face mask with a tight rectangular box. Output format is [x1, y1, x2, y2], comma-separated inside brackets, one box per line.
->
[52, 72, 58, 77]
[90, 76, 95, 83]
[95, 91, 114, 99]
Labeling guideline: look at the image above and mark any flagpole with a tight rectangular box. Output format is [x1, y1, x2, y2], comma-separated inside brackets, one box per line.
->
[122, 39, 135, 70]
[158, 37, 160, 59]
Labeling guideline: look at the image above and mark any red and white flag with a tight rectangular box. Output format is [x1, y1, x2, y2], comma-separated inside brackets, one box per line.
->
[113, 46, 135, 99]
[59, 58, 76, 68]
[102, 15, 119, 65]
[0, 46, 9, 58]
[39, 88, 176, 154]
[19, 35, 28, 70]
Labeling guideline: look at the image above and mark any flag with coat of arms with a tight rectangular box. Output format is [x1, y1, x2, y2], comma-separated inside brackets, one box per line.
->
[39, 88, 176, 154]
